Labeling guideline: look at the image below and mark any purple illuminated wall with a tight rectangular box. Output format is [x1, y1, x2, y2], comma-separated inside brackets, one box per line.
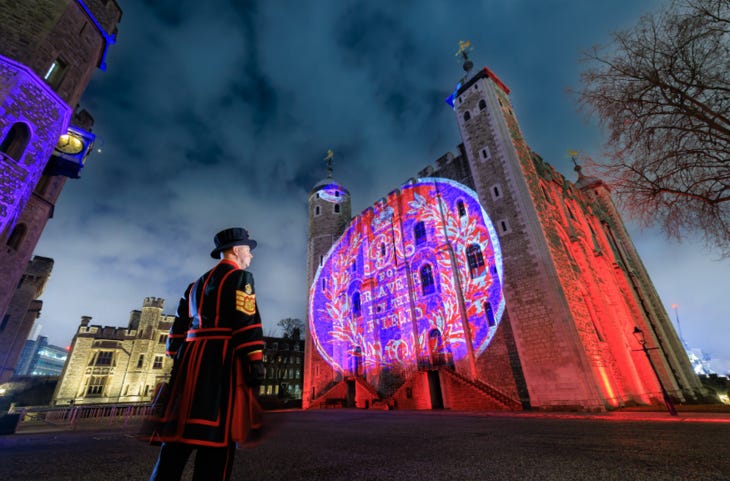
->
[309, 178, 504, 381]
[0, 55, 71, 236]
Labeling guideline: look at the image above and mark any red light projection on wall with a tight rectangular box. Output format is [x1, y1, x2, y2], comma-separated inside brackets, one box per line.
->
[309, 178, 504, 376]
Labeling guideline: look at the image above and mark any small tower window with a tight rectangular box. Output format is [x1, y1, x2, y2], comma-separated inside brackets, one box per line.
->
[420, 264, 435, 295]
[319, 255, 323, 266]
[457, 200, 466, 217]
[481, 147, 490, 161]
[466, 244, 486, 278]
[0, 123, 31, 162]
[44, 58, 67, 89]
[380, 242, 386, 257]
[498, 219, 511, 234]
[352, 292, 361, 317]
[479, 99, 487, 110]
[335, 191, 340, 197]
[334, 204, 341, 214]
[314, 205, 321, 216]
[6, 223, 27, 251]
[463, 111, 471, 122]
[491, 185, 501, 200]
[322, 278, 326, 291]
[352, 260, 357, 272]
[414, 221, 426, 245]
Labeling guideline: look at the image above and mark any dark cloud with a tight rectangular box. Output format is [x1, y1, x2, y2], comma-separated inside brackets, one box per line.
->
[32, 0, 729, 373]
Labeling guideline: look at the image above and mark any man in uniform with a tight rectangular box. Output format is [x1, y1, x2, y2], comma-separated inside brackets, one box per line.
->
[149, 227, 266, 481]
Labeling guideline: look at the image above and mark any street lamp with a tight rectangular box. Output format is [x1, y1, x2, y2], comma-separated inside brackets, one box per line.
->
[632, 326, 678, 416]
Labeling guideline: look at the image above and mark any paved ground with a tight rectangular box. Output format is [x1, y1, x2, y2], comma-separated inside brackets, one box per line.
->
[2, 409, 730, 481]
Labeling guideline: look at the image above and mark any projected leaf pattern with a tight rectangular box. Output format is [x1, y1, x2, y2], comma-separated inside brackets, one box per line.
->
[310, 178, 504, 374]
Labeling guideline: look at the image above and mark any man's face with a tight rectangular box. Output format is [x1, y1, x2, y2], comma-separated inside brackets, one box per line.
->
[235, 245, 253, 270]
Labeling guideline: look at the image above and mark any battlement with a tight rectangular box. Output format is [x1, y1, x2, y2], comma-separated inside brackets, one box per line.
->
[143, 297, 165, 309]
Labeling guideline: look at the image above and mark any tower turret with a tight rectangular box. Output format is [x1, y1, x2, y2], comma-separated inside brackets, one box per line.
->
[304, 151, 351, 407]
[306, 152, 352, 288]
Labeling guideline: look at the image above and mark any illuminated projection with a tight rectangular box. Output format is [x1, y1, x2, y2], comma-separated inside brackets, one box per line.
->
[317, 183, 348, 203]
[309, 178, 504, 378]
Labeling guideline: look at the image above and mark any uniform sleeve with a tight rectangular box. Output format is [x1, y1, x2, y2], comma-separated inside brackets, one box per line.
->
[228, 270, 265, 362]
[166, 282, 193, 357]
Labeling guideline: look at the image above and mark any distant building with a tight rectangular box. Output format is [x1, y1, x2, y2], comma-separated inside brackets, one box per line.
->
[305, 63, 703, 412]
[0, 256, 53, 382]
[0, 0, 122, 381]
[15, 335, 68, 377]
[52, 298, 174, 406]
[258, 336, 304, 408]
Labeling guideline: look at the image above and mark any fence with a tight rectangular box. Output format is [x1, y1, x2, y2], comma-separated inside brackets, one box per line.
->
[11, 403, 154, 431]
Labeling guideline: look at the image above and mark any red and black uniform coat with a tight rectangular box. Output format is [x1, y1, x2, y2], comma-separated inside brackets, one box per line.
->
[156, 259, 264, 447]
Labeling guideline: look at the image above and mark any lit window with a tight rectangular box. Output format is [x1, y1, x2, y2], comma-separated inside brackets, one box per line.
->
[414, 221, 426, 245]
[44, 58, 67, 89]
[420, 264, 435, 295]
[457, 200, 466, 217]
[466, 244, 486, 278]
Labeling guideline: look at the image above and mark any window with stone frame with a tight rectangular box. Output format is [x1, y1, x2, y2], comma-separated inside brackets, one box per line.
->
[420, 264, 435, 295]
[95, 351, 113, 366]
[414, 221, 426, 245]
[466, 244, 486, 278]
[86, 376, 106, 397]
[0, 122, 31, 161]
[136, 354, 144, 369]
[152, 355, 163, 369]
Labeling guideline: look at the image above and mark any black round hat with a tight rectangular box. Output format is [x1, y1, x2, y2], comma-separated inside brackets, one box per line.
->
[210, 227, 257, 259]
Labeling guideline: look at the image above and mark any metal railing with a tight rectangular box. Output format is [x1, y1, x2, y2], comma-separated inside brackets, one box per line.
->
[11, 402, 154, 430]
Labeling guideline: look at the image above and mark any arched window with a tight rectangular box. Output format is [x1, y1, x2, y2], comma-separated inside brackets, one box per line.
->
[6, 223, 27, 250]
[466, 244, 486, 278]
[463, 111, 471, 122]
[457, 200, 466, 217]
[334, 204, 341, 213]
[0, 123, 31, 162]
[420, 264, 435, 295]
[352, 292, 361, 317]
[479, 99, 486, 110]
[484, 302, 495, 327]
[414, 221, 426, 245]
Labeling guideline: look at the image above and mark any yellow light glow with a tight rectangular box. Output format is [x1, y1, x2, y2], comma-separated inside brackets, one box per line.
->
[719, 393, 730, 405]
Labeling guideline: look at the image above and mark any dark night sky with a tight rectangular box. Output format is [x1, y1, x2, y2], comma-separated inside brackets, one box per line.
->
[33, 0, 729, 372]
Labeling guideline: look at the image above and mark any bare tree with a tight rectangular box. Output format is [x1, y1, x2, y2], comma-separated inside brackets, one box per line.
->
[277, 317, 304, 340]
[576, 0, 730, 255]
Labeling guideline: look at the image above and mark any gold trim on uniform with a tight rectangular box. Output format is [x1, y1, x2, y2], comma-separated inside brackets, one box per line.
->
[236, 290, 256, 315]
[244, 284, 253, 295]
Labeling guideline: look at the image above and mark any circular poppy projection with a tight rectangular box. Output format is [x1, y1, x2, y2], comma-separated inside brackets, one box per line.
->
[309, 178, 504, 374]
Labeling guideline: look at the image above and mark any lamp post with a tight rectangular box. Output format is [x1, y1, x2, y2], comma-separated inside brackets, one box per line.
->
[632, 326, 678, 416]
